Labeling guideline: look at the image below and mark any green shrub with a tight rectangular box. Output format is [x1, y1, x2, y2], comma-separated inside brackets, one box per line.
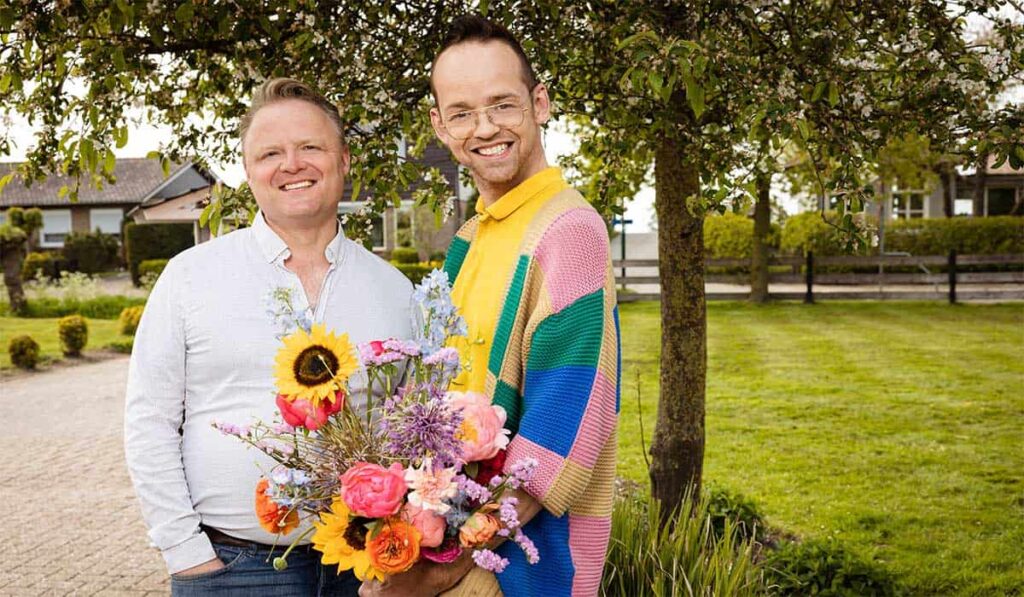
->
[62, 230, 120, 274]
[119, 305, 144, 336]
[21, 295, 146, 319]
[886, 216, 1024, 255]
[703, 212, 780, 259]
[779, 212, 866, 257]
[764, 538, 898, 596]
[392, 262, 432, 285]
[391, 247, 420, 264]
[603, 491, 764, 596]
[139, 258, 169, 280]
[21, 251, 60, 281]
[58, 314, 88, 356]
[106, 338, 134, 354]
[704, 483, 765, 541]
[8, 334, 40, 370]
[124, 222, 194, 285]
[428, 250, 447, 262]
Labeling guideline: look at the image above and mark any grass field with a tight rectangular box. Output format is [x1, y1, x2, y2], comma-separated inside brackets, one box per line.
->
[617, 301, 1024, 596]
[0, 317, 127, 369]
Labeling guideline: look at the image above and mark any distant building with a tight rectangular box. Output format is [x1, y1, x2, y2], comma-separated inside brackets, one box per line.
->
[0, 159, 218, 246]
[877, 156, 1023, 219]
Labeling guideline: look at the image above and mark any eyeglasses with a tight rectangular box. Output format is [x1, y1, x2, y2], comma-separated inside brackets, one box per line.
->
[441, 101, 530, 140]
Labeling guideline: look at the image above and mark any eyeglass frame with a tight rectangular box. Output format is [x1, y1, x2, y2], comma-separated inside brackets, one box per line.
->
[438, 94, 536, 140]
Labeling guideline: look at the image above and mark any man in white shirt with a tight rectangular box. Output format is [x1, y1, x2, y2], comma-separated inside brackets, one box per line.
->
[124, 78, 414, 597]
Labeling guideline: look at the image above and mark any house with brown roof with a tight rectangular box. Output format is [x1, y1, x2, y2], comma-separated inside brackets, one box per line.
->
[0, 159, 218, 247]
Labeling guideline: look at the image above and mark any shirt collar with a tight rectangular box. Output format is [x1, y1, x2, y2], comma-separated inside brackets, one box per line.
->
[252, 211, 347, 265]
[476, 167, 566, 222]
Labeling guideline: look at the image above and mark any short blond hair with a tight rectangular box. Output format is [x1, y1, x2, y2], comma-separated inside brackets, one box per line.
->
[239, 78, 346, 151]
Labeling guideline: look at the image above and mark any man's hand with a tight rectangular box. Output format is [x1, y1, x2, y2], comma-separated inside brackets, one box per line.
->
[172, 557, 225, 579]
[359, 553, 473, 597]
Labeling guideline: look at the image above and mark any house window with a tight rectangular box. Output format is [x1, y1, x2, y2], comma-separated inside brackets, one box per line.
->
[892, 192, 924, 219]
[986, 188, 1018, 216]
[40, 209, 72, 248]
[954, 199, 973, 216]
[337, 203, 385, 250]
[90, 208, 124, 237]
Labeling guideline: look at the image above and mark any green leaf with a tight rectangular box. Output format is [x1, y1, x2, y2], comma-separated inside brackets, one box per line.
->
[115, 126, 129, 149]
[113, 47, 126, 71]
[0, 72, 10, 94]
[174, 2, 194, 24]
[685, 75, 705, 119]
[616, 30, 659, 51]
[350, 179, 361, 203]
[797, 119, 810, 140]
[812, 81, 827, 103]
[648, 71, 664, 98]
[827, 81, 839, 107]
[103, 149, 116, 174]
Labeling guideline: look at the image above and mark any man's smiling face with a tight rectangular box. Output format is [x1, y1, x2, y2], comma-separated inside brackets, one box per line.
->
[430, 40, 550, 201]
[243, 98, 350, 228]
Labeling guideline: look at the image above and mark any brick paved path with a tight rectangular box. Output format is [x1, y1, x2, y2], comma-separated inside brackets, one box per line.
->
[0, 357, 168, 596]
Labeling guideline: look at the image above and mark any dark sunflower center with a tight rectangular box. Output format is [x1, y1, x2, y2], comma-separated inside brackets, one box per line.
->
[343, 517, 371, 551]
[293, 345, 339, 387]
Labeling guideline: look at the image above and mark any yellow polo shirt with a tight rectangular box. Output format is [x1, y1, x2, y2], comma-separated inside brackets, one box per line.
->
[449, 167, 569, 393]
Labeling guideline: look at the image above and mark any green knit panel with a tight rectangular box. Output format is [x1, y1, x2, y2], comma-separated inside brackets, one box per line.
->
[493, 380, 521, 436]
[444, 236, 470, 282]
[526, 289, 605, 371]
[487, 255, 530, 377]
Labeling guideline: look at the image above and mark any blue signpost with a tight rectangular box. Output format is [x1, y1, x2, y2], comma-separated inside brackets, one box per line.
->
[611, 216, 633, 285]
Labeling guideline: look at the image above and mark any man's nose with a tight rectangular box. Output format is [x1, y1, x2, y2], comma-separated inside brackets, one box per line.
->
[473, 112, 500, 139]
[280, 149, 302, 172]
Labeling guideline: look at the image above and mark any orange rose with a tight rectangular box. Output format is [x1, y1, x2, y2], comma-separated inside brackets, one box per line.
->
[255, 478, 299, 534]
[366, 518, 422, 575]
[458, 512, 500, 548]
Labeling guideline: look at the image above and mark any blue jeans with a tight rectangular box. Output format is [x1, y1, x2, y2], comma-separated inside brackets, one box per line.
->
[171, 542, 362, 596]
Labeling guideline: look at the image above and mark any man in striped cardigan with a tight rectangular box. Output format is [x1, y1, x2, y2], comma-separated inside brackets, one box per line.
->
[359, 14, 620, 597]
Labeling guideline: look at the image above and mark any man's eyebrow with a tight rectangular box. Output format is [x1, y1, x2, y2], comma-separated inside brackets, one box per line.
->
[443, 93, 522, 112]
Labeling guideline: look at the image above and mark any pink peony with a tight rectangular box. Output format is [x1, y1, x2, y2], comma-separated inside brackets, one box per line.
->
[401, 502, 447, 548]
[404, 460, 458, 514]
[448, 391, 511, 462]
[339, 462, 407, 518]
[275, 391, 343, 431]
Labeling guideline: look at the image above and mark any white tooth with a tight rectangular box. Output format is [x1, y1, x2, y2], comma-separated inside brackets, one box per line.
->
[283, 181, 314, 190]
[479, 144, 508, 156]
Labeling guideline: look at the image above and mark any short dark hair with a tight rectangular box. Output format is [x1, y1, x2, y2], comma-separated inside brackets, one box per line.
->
[431, 14, 539, 100]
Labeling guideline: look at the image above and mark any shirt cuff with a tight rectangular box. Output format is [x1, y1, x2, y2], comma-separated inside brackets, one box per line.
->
[162, 531, 217, 575]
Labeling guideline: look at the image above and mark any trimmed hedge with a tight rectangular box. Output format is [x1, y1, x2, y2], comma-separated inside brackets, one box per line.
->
[58, 314, 88, 356]
[391, 247, 420, 264]
[139, 258, 170, 280]
[779, 212, 868, 257]
[13, 295, 147, 319]
[704, 212, 780, 259]
[886, 216, 1024, 255]
[124, 222, 194, 285]
[392, 263, 433, 285]
[62, 230, 120, 273]
[8, 334, 40, 369]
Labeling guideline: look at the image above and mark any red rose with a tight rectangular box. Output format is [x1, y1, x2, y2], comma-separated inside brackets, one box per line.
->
[276, 390, 344, 431]
[472, 449, 507, 487]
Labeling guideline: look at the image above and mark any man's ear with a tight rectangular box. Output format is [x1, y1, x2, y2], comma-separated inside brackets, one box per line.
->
[430, 107, 451, 145]
[339, 144, 351, 176]
[532, 84, 551, 125]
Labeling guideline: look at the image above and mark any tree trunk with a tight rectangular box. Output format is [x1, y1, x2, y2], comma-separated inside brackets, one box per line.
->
[938, 162, 954, 218]
[973, 153, 988, 217]
[750, 172, 771, 303]
[2, 243, 27, 314]
[649, 132, 706, 516]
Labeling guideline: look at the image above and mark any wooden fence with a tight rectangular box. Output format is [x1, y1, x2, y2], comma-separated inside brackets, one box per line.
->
[614, 252, 1024, 302]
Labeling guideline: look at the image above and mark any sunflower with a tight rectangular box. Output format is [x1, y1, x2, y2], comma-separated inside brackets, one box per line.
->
[274, 324, 358, 404]
[312, 497, 385, 582]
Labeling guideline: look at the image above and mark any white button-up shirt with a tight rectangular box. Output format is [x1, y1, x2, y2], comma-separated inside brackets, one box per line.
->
[124, 213, 415, 574]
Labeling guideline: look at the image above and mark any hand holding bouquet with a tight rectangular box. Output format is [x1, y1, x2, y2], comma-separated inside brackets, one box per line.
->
[216, 270, 539, 580]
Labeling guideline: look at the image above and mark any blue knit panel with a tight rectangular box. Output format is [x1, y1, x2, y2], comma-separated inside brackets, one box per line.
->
[520, 365, 597, 457]
[495, 510, 574, 597]
[614, 305, 622, 413]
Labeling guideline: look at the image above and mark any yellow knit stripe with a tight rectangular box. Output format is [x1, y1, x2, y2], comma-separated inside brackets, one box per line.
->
[567, 432, 618, 518]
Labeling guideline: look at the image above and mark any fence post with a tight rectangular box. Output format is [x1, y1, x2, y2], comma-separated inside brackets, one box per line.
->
[804, 251, 814, 304]
[948, 250, 957, 304]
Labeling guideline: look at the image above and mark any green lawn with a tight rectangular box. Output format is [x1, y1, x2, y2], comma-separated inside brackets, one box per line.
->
[618, 301, 1024, 596]
[0, 316, 127, 369]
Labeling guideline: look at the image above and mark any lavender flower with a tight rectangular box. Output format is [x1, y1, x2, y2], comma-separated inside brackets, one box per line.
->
[499, 497, 520, 529]
[472, 549, 509, 573]
[514, 529, 540, 565]
[505, 458, 538, 490]
[457, 474, 493, 503]
[213, 421, 252, 437]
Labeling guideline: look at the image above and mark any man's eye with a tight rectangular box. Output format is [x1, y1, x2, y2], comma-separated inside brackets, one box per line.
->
[260, 150, 279, 160]
[493, 103, 517, 112]
[448, 112, 471, 123]
[303, 144, 320, 151]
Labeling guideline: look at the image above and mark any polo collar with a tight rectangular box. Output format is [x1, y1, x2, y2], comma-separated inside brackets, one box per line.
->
[476, 167, 566, 222]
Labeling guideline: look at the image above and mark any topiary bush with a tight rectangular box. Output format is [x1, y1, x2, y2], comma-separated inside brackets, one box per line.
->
[390, 247, 420, 264]
[124, 222, 194, 285]
[119, 305, 144, 336]
[21, 251, 60, 281]
[764, 538, 898, 596]
[62, 230, 120, 274]
[8, 334, 40, 370]
[57, 314, 89, 357]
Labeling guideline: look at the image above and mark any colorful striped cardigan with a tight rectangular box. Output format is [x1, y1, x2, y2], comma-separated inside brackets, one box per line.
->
[444, 187, 621, 597]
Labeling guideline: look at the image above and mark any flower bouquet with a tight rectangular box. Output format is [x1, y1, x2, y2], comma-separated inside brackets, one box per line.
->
[215, 270, 539, 581]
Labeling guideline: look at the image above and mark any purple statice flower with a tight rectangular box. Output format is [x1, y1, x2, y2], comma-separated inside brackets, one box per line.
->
[272, 422, 295, 434]
[505, 458, 538, 490]
[514, 529, 540, 564]
[256, 440, 295, 456]
[358, 339, 405, 366]
[472, 549, 509, 573]
[456, 474, 493, 503]
[383, 338, 421, 357]
[499, 496, 520, 530]
[212, 421, 252, 437]
[381, 391, 463, 468]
